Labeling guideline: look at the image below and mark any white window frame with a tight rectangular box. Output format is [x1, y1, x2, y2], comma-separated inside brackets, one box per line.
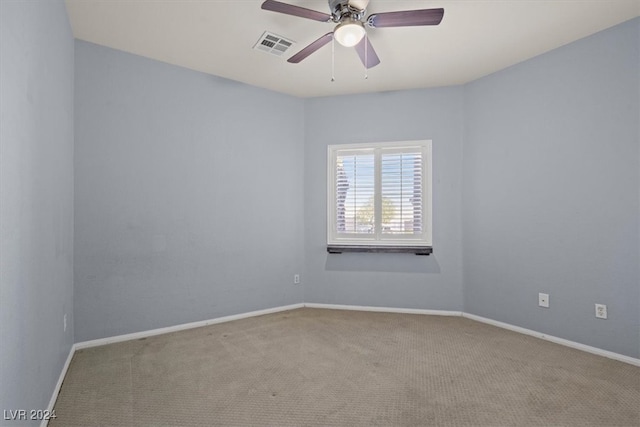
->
[327, 140, 432, 249]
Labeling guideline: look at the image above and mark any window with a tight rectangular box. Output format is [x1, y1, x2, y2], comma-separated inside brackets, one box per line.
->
[327, 140, 432, 254]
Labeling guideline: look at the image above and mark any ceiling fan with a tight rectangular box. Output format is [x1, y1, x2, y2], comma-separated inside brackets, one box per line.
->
[261, 0, 444, 68]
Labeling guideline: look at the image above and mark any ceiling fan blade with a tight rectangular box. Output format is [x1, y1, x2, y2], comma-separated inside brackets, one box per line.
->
[354, 36, 380, 69]
[348, 0, 370, 11]
[261, 0, 331, 22]
[288, 33, 334, 63]
[367, 8, 444, 28]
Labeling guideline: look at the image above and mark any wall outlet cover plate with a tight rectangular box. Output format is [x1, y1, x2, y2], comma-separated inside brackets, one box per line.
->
[595, 303, 607, 319]
[538, 293, 550, 308]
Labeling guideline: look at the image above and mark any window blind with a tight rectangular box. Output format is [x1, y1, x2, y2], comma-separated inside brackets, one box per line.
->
[381, 150, 423, 235]
[335, 152, 375, 234]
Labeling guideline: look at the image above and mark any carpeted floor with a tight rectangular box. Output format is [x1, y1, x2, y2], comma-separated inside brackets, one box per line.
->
[51, 308, 639, 426]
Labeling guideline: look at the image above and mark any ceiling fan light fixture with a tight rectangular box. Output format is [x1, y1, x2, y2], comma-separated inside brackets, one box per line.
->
[334, 19, 365, 47]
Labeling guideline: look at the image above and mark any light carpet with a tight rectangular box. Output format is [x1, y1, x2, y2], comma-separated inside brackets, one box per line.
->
[51, 308, 640, 426]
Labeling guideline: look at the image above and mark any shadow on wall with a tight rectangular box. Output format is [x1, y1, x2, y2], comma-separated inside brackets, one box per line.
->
[325, 253, 441, 273]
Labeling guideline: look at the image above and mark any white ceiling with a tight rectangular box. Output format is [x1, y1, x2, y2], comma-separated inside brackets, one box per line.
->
[65, 0, 639, 98]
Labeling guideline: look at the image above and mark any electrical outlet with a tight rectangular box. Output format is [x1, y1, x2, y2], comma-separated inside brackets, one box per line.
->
[294, 274, 300, 285]
[538, 293, 549, 308]
[595, 304, 607, 319]
[64, 314, 67, 332]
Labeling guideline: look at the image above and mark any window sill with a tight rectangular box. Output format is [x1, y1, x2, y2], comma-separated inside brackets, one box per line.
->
[327, 245, 432, 255]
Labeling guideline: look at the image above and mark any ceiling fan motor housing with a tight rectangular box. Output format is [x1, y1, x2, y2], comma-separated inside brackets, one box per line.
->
[329, 0, 365, 23]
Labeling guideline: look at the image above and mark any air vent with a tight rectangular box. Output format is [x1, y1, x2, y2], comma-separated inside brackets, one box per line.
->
[253, 31, 295, 57]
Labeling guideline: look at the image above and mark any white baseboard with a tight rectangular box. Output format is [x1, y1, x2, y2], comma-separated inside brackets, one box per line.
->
[75, 303, 304, 350]
[41, 344, 75, 427]
[462, 312, 640, 367]
[304, 302, 462, 317]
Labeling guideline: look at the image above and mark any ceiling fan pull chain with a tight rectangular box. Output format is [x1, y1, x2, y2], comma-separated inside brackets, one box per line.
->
[331, 36, 335, 82]
[364, 33, 368, 80]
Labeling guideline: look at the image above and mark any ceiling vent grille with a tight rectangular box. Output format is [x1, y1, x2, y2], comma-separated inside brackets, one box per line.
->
[254, 31, 295, 57]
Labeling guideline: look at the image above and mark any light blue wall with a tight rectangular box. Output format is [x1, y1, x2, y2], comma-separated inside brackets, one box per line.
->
[74, 41, 305, 341]
[303, 88, 465, 310]
[463, 18, 640, 358]
[0, 0, 75, 423]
